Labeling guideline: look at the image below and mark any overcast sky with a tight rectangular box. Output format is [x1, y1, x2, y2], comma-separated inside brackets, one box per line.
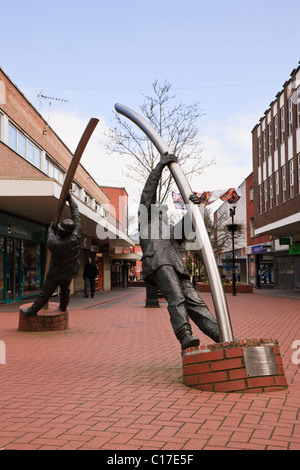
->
[1, 0, 299, 214]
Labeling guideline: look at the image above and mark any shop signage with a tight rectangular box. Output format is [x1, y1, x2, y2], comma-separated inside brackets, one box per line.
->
[289, 243, 300, 255]
[80, 235, 92, 250]
[280, 237, 291, 246]
[251, 245, 268, 254]
[0, 213, 46, 242]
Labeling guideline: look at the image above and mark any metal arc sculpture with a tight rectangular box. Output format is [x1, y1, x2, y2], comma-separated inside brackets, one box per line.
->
[115, 103, 234, 343]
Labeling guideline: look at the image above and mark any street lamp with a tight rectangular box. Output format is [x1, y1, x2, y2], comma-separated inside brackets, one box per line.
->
[227, 204, 238, 296]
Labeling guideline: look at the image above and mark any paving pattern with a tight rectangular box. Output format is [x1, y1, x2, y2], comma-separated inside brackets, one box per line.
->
[0, 287, 299, 450]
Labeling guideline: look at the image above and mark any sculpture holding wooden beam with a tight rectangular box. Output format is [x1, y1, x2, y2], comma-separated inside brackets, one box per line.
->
[115, 103, 234, 346]
[20, 118, 99, 317]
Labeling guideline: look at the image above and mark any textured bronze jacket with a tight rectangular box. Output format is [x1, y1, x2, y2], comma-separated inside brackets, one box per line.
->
[139, 161, 191, 283]
[47, 197, 81, 281]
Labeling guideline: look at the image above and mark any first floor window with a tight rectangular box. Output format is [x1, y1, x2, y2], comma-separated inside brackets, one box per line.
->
[8, 122, 41, 169]
[264, 180, 268, 212]
[259, 184, 263, 214]
[275, 171, 279, 206]
[289, 159, 294, 198]
[282, 165, 286, 202]
[298, 154, 300, 194]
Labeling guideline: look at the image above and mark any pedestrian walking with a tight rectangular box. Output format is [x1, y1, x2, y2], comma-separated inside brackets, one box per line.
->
[83, 257, 98, 298]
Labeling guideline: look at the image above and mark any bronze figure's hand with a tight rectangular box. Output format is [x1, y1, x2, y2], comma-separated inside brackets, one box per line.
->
[189, 193, 201, 204]
[161, 153, 178, 167]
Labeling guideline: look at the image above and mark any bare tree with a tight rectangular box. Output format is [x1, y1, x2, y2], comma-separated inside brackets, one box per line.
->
[105, 79, 214, 203]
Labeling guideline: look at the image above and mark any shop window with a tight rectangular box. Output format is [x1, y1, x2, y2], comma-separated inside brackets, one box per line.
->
[0, 237, 4, 302]
[21, 241, 41, 297]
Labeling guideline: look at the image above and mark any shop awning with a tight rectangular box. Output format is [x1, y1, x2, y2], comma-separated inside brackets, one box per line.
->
[0, 178, 135, 248]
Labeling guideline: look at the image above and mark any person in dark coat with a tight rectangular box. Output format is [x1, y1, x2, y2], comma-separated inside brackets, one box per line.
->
[83, 257, 98, 297]
[139, 153, 220, 350]
[21, 193, 81, 316]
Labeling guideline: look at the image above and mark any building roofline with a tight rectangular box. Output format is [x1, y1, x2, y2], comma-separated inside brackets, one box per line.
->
[0, 66, 109, 202]
[251, 62, 300, 133]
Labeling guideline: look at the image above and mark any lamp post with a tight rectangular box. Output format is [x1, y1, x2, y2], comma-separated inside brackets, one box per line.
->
[228, 204, 238, 296]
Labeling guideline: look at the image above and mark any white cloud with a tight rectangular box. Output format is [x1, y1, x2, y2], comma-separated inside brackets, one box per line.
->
[192, 112, 255, 194]
[38, 107, 256, 217]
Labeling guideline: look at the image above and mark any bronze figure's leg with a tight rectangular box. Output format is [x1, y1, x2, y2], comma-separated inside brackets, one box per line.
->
[20, 277, 58, 316]
[59, 279, 72, 312]
[152, 266, 200, 349]
[180, 278, 220, 343]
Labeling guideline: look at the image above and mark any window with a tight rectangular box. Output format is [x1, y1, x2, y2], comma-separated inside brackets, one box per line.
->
[258, 136, 261, 166]
[46, 156, 65, 183]
[275, 170, 279, 206]
[263, 180, 268, 212]
[263, 131, 266, 162]
[8, 122, 41, 170]
[250, 218, 255, 238]
[249, 186, 254, 201]
[84, 192, 92, 206]
[281, 106, 285, 143]
[298, 87, 300, 127]
[269, 176, 273, 209]
[274, 115, 278, 149]
[17, 132, 26, 158]
[268, 123, 272, 156]
[27, 141, 34, 165]
[289, 159, 294, 198]
[71, 181, 81, 198]
[289, 98, 293, 134]
[259, 184, 263, 214]
[282, 165, 286, 202]
[298, 154, 300, 194]
[8, 123, 17, 151]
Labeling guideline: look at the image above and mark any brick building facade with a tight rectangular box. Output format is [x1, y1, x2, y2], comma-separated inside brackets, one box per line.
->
[252, 64, 300, 289]
[0, 67, 138, 304]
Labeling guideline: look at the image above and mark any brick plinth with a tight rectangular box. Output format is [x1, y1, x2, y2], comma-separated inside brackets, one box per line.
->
[182, 338, 288, 393]
[18, 303, 69, 332]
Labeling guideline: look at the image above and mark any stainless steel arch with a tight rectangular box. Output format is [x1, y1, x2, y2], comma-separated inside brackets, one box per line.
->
[115, 103, 234, 342]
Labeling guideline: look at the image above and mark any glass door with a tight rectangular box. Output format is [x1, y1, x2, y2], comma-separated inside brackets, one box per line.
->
[5, 238, 21, 302]
[6, 238, 13, 301]
[0, 237, 4, 302]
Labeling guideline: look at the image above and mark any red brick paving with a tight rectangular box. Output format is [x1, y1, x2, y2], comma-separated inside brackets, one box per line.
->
[0, 288, 300, 450]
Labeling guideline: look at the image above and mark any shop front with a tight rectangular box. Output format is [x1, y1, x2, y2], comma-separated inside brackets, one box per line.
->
[246, 243, 274, 288]
[0, 214, 46, 304]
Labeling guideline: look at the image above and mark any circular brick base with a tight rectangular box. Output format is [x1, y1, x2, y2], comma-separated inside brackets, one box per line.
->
[182, 338, 288, 393]
[18, 303, 69, 332]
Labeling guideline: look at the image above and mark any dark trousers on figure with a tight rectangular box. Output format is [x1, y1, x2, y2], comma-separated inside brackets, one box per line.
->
[84, 277, 95, 297]
[150, 265, 220, 343]
[30, 276, 71, 313]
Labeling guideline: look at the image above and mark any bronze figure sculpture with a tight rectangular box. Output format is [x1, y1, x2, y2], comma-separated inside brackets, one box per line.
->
[139, 153, 220, 350]
[115, 103, 234, 343]
[21, 194, 81, 316]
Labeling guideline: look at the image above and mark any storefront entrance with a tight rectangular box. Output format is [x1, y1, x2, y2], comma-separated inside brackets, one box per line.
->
[0, 214, 46, 304]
